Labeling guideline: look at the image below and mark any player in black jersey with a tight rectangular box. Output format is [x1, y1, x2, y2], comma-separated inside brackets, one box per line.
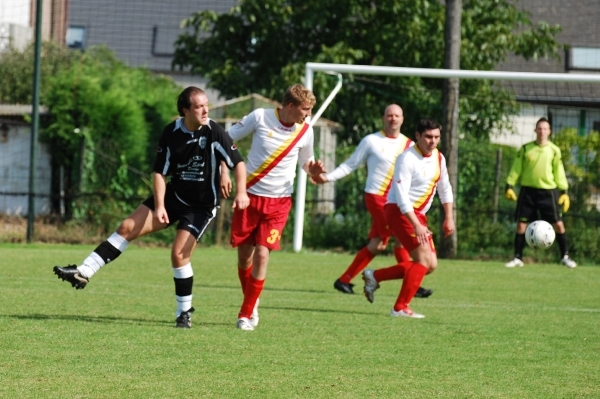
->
[53, 87, 249, 328]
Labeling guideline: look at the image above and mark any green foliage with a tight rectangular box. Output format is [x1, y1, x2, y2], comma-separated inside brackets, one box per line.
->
[173, 0, 561, 143]
[0, 43, 181, 232]
[0, 42, 75, 104]
[553, 128, 600, 211]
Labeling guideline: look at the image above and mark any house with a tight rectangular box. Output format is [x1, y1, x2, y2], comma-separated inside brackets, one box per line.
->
[493, 0, 600, 147]
[0, 105, 52, 215]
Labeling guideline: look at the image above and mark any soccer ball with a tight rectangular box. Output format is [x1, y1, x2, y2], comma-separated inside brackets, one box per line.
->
[525, 220, 556, 249]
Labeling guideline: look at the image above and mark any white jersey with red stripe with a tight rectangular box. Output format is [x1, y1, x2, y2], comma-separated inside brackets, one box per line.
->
[325, 131, 413, 196]
[228, 108, 315, 197]
[387, 145, 453, 214]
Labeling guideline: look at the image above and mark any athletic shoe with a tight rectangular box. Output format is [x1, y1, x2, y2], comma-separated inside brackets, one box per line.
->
[362, 269, 380, 303]
[236, 317, 254, 331]
[414, 286, 433, 298]
[250, 298, 260, 328]
[505, 258, 524, 268]
[334, 279, 354, 294]
[175, 307, 195, 328]
[53, 265, 89, 289]
[561, 256, 577, 269]
[390, 308, 425, 318]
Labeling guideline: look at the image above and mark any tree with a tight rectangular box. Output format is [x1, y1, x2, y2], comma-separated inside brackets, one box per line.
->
[440, 0, 462, 258]
[0, 43, 180, 229]
[173, 0, 561, 144]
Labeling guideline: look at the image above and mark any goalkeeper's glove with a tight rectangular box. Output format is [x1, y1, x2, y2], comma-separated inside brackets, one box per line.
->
[558, 191, 570, 213]
[505, 185, 517, 201]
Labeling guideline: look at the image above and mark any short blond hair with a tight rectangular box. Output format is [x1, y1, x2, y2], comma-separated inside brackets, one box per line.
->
[281, 84, 316, 107]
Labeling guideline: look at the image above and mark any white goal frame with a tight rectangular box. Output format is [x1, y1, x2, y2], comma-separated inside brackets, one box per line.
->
[293, 62, 600, 252]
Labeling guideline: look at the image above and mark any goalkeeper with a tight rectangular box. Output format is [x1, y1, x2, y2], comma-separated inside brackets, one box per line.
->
[504, 117, 576, 268]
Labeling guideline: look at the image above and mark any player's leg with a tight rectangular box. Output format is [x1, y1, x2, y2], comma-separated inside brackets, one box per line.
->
[386, 209, 431, 317]
[334, 194, 387, 294]
[236, 196, 290, 330]
[541, 189, 576, 267]
[506, 187, 535, 268]
[53, 203, 166, 289]
[392, 236, 411, 263]
[171, 207, 217, 328]
[171, 229, 197, 328]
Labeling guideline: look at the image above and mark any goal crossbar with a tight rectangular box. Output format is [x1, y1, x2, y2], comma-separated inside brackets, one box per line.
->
[293, 62, 600, 252]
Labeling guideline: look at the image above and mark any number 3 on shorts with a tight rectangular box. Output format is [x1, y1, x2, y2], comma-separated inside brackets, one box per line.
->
[266, 229, 281, 244]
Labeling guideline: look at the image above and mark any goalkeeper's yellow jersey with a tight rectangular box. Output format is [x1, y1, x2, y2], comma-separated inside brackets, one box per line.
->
[506, 141, 568, 190]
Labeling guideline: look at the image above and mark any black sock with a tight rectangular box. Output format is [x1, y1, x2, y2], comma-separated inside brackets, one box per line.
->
[94, 240, 123, 264]
[556, 233, 568, 258]
[514, 233, 525, 259]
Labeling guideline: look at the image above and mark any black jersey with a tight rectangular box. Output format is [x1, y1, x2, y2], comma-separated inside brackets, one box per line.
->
[153, 118, 243, 208]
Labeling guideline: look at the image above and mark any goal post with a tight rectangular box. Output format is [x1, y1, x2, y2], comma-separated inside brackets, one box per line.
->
[293, 62, 600, 253]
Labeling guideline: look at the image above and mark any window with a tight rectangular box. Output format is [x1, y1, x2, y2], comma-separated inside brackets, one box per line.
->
[66, 26, 85, 49]
[567, 47, 600, 71]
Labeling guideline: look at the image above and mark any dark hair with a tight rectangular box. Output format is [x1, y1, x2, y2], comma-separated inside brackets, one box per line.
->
[536, 117, 552, 130]
[177, 86, 205, 116]
[416, 118, 441, 134]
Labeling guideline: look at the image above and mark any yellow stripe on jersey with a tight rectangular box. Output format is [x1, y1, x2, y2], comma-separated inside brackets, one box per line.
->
[246, 123, 305, 184]
[377, 134, 410, 196]
[413, 149, 441, 209]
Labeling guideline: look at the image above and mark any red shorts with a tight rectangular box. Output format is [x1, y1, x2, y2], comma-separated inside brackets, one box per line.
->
[230, 194, 292, 250]
[384, 204, 435, 253]
[364, 193, 392, 244]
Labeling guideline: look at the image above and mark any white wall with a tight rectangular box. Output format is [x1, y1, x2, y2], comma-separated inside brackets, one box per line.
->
[0, 123, 52, 215]
[490, 104, 548, 148]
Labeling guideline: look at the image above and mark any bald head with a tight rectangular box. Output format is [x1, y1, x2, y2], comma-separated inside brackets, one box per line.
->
[382, 104, 404, 137]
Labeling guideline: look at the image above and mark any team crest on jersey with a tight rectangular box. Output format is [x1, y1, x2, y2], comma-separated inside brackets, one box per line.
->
[268, 131, 273, 137]
[199, 136, 206, 149]
[156, 146, 162, 153]
[231, 144, 238, 151]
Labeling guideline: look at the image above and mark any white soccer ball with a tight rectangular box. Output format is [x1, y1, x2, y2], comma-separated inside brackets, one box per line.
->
[525, 220, 556, 249]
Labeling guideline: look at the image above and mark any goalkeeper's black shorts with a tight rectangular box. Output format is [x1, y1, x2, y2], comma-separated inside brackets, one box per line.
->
[515, 186, 561, 224]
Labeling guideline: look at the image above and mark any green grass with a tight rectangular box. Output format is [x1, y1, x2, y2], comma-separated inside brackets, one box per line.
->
[1, 243, 599, 398]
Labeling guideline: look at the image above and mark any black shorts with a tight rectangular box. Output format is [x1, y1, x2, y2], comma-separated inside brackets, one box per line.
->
[142, 186, 217, 241]
[515, 186, 562, 224]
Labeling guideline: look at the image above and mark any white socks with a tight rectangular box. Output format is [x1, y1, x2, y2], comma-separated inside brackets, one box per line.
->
[173, 263, 193, 317]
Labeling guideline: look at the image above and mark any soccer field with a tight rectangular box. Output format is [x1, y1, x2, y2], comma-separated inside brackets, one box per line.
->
[1, 243, 598, 398]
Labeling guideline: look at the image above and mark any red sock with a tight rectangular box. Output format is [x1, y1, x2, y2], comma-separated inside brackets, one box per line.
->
[373, 261, 411, 282]
[340, 247, 375, 283]
[238, 275, 264, 319]
[238, 265, 253, 293]
[394, 262, 428, 311]
[394, 247, 411, 263]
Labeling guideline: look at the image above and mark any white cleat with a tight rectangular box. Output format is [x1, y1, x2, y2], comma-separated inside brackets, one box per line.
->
[250, 298, 260, 328]
[561, 256, 577, 269]
[236, 317, 254, 331]
[362, 269, 380, 303]
[390, 308, 425, 319]
[505, 258, 524, 268]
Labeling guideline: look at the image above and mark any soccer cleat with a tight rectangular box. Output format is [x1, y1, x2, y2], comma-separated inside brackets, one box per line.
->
[362, 269, 380, 303]
[175, 307, 195, 328]
[561, 256, 577, 269]
[505, 258, 524, 268]
[250, 298, 260, 328]
[334, 279, 355, 294]
[390, 307, 425, 318]
[236, 317, 254, 331]
[414, 286, 433, 298]
[53, 265, 89, 289]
